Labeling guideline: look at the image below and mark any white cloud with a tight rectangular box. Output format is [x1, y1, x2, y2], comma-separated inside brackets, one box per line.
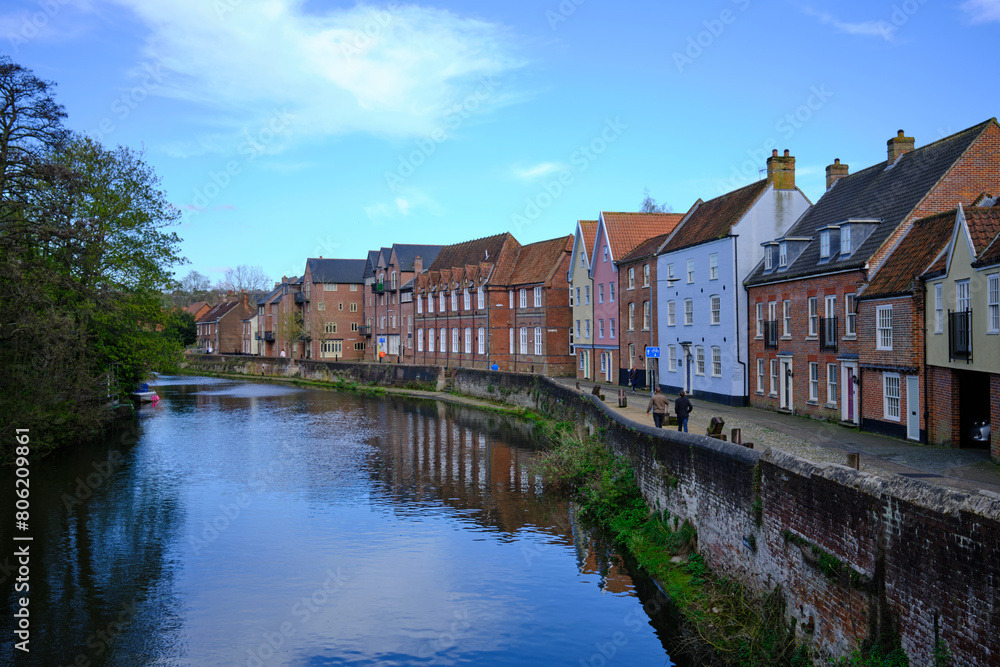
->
[511, 161, 568, 181]
[799, 5, 894, 41]
[366, 188, 440, 223]
[961, 0, 1000, 23]
[108, 0, 526, 156]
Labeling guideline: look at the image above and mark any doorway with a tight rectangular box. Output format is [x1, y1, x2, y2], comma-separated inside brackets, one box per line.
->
[841, 363, 858, 424]
[779, 358, 793, 411]
[906, 375, 920, 441]
[958, 370, 990, 448]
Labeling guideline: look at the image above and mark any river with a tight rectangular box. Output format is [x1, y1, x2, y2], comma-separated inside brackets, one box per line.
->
[1, 375, 685, 666]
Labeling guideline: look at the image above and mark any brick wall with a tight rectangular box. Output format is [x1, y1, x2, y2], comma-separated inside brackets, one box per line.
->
[926, 366, 959, 447]
[618, 256, 656, 384]
[748, 271, 863, 420]
[992, 374, 1000, 462]
[452, 368, 1000, 665]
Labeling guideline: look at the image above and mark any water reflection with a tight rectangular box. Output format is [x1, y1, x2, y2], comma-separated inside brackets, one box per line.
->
[1, 376, 683, 666]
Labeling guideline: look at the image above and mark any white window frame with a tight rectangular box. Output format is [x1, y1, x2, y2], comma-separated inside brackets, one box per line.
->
[809, 362, 819, 402]
[710, 295, 721, 325]
[845, 293, 856, 337]
[509, 327, 514, 353]
[610, 318, 616, 339]
[808, 297, 818, 337]
[451, 290, 458, 311]
[477, 286, 484, 310]
[609, 282, 615, 303]
[509, 290, 514, 309]
[695, 346, 705, 375]
[439, 292, 445, 312]
[883, 373, 901, 421]
[585, 319, 590, 338]
[440, 328, 446, 352]
[417, 296, 423, 314]
[819, 231, 830, 259]
[667, 263, 675, 280]
[686, 258, 695, 283]
[643, 264, 650, 286]
[417, 329, 424, 352]
[534, 327, 542, 355]
[598, 319, 604, 339]
[598, 283, 604, 304]
[709, 253, 718, 280]
[584, 286, 590, 305]
[782, 300, 791, 337]
[602, 245, 608, 262]
[519, 288, 527, 309]
[756, 359, 764, 392]
[452, 327, 459, 352]
[628, 268, 635, 289]
[533, 286, 542, 308]
[428, 328, 435, 352]
[826, 363, 837, 405]
[463, 289, 471, 310]
[666, 301, 675, 327]
[778, 242, 787, 267]
[711, 347, 721, 377]
[684, 299, 693, 326]
[841, 225, 852, 256]
[464, 327, 472, 354]
[755, 303, 763, 337]
[764, 247, 773, 271]
[934, 283, 943, 334]
[957, 279, 970, 313]
[668, 345, 677, 372]
[877, 305, 893, 351]
[986, 273, 999, 333]
[770, 359, 778, 396]
[576, 320, 581, 338]
[519, 327, 528, 354]
[642, 301, 650, 330]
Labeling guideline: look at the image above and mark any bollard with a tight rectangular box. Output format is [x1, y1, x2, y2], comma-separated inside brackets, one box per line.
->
[575, 381, 580, 391]
[846, 452, 860, 470]
[731, 428, 742, 444]
[618, 388, 628, 408]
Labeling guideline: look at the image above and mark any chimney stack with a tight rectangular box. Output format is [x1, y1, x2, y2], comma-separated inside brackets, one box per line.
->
[766, 149, 795, 190]
[413, 255, 423, 274]
[826, 158, 850, 190]
[887, 129, 914, 164]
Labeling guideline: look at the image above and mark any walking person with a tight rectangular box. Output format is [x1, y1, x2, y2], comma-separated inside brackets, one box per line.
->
[646, 386, 669, 428]
[675, 389, 693, 433]
[629, 366, 637, 393]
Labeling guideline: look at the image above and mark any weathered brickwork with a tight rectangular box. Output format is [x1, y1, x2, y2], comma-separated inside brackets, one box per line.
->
[451, 368, 1000, 665]
[926, 366, 960, 447]
[992, 374, 1000, 461]
[858, 294, 925, 440]
[748, 271, 863, 421]
[617, 256, 657, 386]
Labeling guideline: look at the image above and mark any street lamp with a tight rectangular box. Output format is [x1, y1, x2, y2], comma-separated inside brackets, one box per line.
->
[680, 340, 693, 395]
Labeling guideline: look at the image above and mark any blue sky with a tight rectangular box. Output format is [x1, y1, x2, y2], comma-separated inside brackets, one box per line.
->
[5, 0, 999, 284]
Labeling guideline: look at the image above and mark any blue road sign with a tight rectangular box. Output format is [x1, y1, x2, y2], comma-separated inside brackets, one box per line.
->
[645, 347, 660, 358]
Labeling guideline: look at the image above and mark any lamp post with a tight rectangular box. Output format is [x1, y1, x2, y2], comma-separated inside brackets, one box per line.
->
[680, 340, 692, 395]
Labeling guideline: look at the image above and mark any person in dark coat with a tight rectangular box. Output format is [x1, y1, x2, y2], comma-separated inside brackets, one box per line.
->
[628, 366, 637, 393]
[675, 389, 693, 432]
[646, 386, 669, 428]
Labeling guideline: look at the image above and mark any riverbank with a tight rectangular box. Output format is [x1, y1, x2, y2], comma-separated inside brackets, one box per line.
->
[179, 356, 1000, 666]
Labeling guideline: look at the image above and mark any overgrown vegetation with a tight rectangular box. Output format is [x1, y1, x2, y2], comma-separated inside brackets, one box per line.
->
[536, 432, 810, 666]
[0, 57, 186, 463]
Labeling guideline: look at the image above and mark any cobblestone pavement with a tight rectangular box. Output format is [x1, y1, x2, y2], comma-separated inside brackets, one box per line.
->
[550, 378, 1000, 495]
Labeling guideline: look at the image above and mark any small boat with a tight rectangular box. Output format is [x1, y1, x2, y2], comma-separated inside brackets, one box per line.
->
[130, 382, 160, 403]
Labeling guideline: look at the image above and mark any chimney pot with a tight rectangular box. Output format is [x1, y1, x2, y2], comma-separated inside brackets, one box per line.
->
[887, 130, 915, 164]
[826, 158, 850, 190]
[766, 149, 796, 190]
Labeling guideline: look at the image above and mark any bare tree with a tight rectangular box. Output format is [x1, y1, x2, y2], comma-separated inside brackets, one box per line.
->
[180, 269, 212, 294]
[640, 188, 672, 213]
[221, 264, 270, 293]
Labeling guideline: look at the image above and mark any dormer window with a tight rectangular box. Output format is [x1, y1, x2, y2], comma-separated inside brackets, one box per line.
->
[820, 231, 830, 258]
[778, 242, 788, 267]
[764, 247, 773, 270]
[841, 226, 852, 256]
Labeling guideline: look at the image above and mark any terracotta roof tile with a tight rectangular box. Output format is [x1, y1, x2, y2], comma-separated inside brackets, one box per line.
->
[423, 232, 521, 290]
[601, 212, 683, 260]
[620, 232, 671, 263]
[580, 220, 598, 259]
[966, 206, 1000, 267]
[509, 235, 573, 285]
[863, 211, 954, 298]
[662, 180, 769, 253]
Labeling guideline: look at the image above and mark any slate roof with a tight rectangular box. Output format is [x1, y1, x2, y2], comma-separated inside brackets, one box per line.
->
[509, 235, 573, 285]
[363, 250, 380, 280]
[662, 180, 770, 253]
[746, 119, 997, 286]
[600, 212, 684, 260]
[306, 258, 367, 284]
[392, 244, 443, 272]
[198, 300, 240, 323]
[860, 211, 955, 299]
[619, 232, 672, 264]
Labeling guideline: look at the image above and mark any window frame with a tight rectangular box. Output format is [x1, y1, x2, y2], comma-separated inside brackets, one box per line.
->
[808, 362, 819, 402]
[883, 373, 901, 422]
[934, 283, 943, 334]
[757, 359, 764, 393]
[826, 363, 838, 405]
[710, 295, 721, 325]
[695, 346, 705, 375]
[845, 293, 856, 337]
[709, 253, 718, 280]
[876, 305, 893, 351]
[684, 298, 693, 326]
[686, 258, 695, 283]
[987, 274, 999, 334]
[666, 301, 675, 327]
[808, 297, 818, 337]
[711, 346, 722, 377]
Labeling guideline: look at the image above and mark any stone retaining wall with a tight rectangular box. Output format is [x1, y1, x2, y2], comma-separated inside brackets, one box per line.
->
[183, 354, 444, 389]
[452, 367, 1000, 665]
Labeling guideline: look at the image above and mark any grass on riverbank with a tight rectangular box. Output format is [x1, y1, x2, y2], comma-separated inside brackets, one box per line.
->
[536, 431, 814, 666]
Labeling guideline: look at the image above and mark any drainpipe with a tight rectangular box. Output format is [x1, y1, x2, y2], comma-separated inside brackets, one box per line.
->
[734, 235, 747, 406]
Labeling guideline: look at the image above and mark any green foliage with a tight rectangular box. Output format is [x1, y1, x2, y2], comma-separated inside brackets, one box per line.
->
[932, 638, 952, 667]
[831, 639, 908, 667]
[0, 61, 185, 462]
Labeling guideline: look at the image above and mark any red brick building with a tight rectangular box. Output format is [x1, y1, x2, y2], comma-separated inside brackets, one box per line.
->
[855, 211, 954, 442]
[196, 293, 254, 354]
[368, 244, 443, 362]
[257, 276, 299, 357]
[745, 120, 1000, 425]
[412, 233, 575, 375]
[299, 258, 367, 361]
